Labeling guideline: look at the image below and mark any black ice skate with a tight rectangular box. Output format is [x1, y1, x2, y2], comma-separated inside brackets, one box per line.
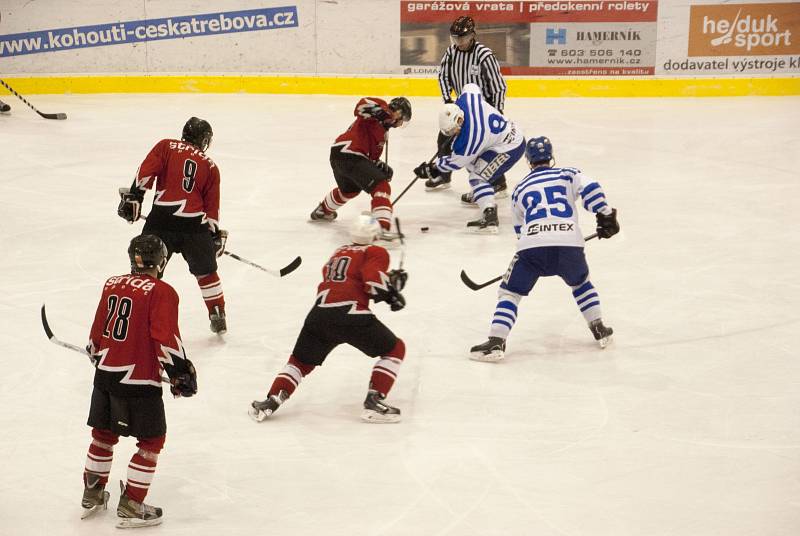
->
[249, 390, 289, 422]
[361, 389, 401, 423]
[310, 202, 337, 222]
[81, 473, 110, 520]
[209, 305, 227, 335]
[116, 481, 163, 529]
[425, 172, 452, 191]
[469, 336, 506, 362]
[461, 178, 508, 206]
[0, 100, 10, 113]
[589, 319, 613, 348]
[466, 206, 499, 234]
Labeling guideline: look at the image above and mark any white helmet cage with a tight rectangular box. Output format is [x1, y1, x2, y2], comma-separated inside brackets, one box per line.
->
[439, 103, 464, 136]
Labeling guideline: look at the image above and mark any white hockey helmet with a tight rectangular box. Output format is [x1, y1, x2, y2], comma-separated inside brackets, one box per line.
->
[349, 214, 381, 245]
[439, 103, 464, 136]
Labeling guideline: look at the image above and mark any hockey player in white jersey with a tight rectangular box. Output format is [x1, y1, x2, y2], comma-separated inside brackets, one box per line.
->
[413, 83, 525, 233]
[470, 136, 620, 361]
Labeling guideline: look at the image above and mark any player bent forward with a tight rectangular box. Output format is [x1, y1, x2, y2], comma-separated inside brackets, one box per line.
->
[470, 137, 620, 362]
[80, 235, 197, 527]
[250, 215, 408, 423]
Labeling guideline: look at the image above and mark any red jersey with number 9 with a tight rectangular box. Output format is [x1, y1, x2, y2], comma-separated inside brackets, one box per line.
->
[88, 273, 186, 397]
[134, 138, 221, 233]
[316, 244, 392, 313]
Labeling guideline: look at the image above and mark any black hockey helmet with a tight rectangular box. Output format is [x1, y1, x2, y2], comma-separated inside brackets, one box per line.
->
[389, 97, 412, 123]
[128, 234, 168, 274]
[450, 16, 475, 37]
[182, 117, 213, 152]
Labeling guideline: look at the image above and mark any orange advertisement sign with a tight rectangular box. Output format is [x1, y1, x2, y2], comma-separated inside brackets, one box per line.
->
[688, 3, 800, 56]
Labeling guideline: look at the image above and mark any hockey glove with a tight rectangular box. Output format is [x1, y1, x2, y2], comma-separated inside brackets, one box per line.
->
[388, 269, 408, 292]
[413, 162, 440, 180]
[212, 229, 228, 258]
[388, 290, 406, 312]
[117, 187, 144, 223]
[376, 160, 393, 181]
[170, 359, 198, 398]
[85, 344, 100, 367]
[358, 102, 391, 123]
[596, 208, 620, 239]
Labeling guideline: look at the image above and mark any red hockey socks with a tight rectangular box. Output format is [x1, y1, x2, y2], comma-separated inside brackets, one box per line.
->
[197, 272, 225, 313]
[84, 428, 119, 487]
[369, 339, 405, 396]
[269, 355, 316, 397]
[369, 181, 393, 231]
[124, 435, 165, 503]
[323, 188, 358, 213]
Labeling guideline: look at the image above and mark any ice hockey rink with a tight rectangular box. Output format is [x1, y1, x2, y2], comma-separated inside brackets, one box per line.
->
[2, 92, 799, 535]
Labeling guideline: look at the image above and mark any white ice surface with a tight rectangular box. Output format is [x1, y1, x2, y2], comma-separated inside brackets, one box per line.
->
[1, 93, 799, 536]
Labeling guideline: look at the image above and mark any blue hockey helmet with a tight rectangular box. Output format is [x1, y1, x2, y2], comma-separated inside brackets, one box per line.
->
[526, 136, 553, 165]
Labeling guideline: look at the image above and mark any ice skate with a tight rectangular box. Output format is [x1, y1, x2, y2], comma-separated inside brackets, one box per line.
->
[116, 481, 163, 529]
[361, 390, 401, 423]
[0, 100, 10, 113]
[469, 336, 506, 362]
[589, 319, 613, 349]
[209, 305, 227, 335]
[310, 202, 337, 222]
[81, 473, 110, 519]
[249, 390, 289, 422]
[466, 206, 499, 234]
[461, 179, 508, 206]
[424, 173, 452, 191]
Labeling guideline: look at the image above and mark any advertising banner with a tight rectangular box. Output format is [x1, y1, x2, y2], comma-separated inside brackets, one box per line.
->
[663, 2, 800, 75]
[400, 1, 658, 76]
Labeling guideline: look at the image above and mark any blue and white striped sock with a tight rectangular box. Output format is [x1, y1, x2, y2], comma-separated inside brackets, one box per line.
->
[488, 291, 522, 339]
[571, 279, 602, 323]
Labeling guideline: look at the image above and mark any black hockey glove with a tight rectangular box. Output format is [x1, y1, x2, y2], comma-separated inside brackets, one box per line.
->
[414, 162, 440, 180]
[376, 160, 393, 181]
[388, 289, 406, 312]
[358, 102, 390, 122]
[117, 187, 144, 223]
[170, 359, 197, 398]
[388, 269, 408, 292]
[212, 229, 228, 257]
[85, 344, 100, 367]
[596, 208, 620, 239]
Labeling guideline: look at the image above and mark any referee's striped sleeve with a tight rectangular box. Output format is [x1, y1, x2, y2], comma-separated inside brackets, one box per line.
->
[481, 53, 507, 112]
[438, 48, 454, 102]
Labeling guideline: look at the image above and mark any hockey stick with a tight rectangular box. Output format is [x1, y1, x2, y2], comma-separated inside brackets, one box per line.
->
[394, 217, 406, 269]
[0, 79, 67, 120]
[223, 251, 302, 277]
[460, 233, 600, 291]
[41, 304, 171, 382]
[391, 135, 454, 207]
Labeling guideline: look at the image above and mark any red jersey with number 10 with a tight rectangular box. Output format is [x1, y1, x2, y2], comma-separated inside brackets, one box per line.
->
[135, 139, 221, 232]
[88, 273, 188, 398]
[315, 244, 392, 313]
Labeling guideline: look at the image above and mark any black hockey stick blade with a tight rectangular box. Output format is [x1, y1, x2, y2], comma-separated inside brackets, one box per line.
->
[279, 256, 302, 277]
[0, 79, 67, 120]
[41, 304, 90, 355]
[460, 270, 503, 291]
[38, 111, 68, 120]
[41, 304, 55, 339]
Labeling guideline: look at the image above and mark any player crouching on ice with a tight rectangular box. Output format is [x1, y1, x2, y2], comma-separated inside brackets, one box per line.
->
[413, 83, 525, 234]
[470, 137, 620, 362]
[250, 215, 408, 423]
[310, 96, 412, 239]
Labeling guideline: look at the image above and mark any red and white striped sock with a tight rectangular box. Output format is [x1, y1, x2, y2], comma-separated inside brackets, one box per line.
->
[370, 181, 393, 231]
[124, 436, 164, 503]
[369, 339, 405, 396]
[268, 355, 315, 397]
[323, 188, 358, 213]
[197, 272, 225, 313]
[84, 428, 119, 487]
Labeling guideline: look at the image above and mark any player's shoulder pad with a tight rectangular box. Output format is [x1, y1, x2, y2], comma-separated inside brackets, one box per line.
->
[461, 83, 482, 96]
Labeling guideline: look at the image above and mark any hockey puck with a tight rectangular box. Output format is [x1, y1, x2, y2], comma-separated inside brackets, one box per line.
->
[420, 226, 429, 232]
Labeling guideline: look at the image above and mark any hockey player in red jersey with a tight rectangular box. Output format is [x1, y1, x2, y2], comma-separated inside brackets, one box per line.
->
[117, 117, 229, 334]
[80, 234, 197, 528]
[249, 214, 408, 423]
[310, 96, 412, 235]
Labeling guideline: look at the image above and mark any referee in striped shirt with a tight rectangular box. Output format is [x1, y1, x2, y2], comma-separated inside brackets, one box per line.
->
[425, 16, 508, 192]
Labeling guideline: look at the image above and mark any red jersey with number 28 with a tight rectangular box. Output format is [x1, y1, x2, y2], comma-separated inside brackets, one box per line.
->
[315, 244, 392, 313]
[134, 138, 221, 232]
[88, 273, 188, 398]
